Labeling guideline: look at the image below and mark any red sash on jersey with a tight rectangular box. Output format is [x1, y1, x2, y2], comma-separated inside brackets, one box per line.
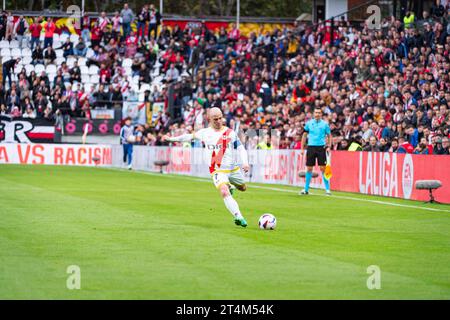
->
[209, 128, 233, 174]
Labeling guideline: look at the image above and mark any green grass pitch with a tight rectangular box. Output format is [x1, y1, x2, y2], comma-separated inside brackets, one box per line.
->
[1, 164, 449, 299]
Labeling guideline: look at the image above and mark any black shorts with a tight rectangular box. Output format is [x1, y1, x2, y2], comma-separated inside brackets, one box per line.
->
[306, 146, 327, 167]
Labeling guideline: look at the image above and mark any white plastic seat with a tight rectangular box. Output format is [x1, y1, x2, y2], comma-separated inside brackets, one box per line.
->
[80, 66, 89, 75]
[55, 49, 64, 58]
[90, 75, 99, 84]
[46, 64, 57, 74]
[81, 74, 90, 83]
[122, 58, 133, 68]
[0, 40, 9, 48]
[88, 65, 99, 75]
[70, 34, 79, 43]
[59, 34, 69, 43]
[55, 57, 66, 65]
[1, 48, 10, 57]
[9, 40, 19, 48]
[25, 64, 34, 75]
[21, 47, 32, 57]
[53, 33, 60, 42]
[66, 57, 76, 68]
[47, 73, 56, 83]
[139, 83, 151, 92]
[11, 48, 21, 58]
[86, 48, 95, 58]
[22, 56, 33, 66]
[34, 64, 45, 74]
[77, 57, 87, 66]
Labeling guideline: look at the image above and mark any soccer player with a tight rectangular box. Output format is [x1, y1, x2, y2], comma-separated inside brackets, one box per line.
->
[300, 107, 332, 195]
[120, 117, 135, 170]
[163, 107, 249, 227]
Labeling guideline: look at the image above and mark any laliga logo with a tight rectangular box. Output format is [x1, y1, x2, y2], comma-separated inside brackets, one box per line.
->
[402, 154, 414, 199]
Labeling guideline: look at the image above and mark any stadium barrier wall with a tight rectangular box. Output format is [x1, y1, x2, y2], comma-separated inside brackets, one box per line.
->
[1, 144, 448, 203]
[0, 143, 112, 166]
[111, 146, 450, 204]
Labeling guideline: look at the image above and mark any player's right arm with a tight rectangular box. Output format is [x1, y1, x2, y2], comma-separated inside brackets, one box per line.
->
[163, 129, 204, 143]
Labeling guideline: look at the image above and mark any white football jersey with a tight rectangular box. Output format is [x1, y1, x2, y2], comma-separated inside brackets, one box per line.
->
[194, 127, 242, 174]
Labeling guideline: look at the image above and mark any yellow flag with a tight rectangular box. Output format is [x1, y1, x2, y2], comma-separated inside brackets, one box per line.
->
[324, 151, 332, 180]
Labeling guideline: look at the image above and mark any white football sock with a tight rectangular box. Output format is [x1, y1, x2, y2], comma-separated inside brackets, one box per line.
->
[223, 195, 243, 219]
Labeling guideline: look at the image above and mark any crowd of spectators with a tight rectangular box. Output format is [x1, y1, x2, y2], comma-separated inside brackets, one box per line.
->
[0, 2, 449, 155]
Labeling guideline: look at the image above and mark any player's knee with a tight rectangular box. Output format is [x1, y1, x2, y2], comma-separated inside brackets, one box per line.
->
[219, 184, 230, 198]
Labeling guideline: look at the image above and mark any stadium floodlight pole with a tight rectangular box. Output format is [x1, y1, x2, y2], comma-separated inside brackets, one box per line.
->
[160, 0, 163, 15]
[82, 0, 85, 16]
[3, 0, 5, 11]
[237, 0, 240, 29]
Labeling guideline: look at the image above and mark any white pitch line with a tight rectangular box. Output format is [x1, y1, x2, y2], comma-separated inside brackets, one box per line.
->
[249, 185, 450, 213]
[103, 167, 450, 213]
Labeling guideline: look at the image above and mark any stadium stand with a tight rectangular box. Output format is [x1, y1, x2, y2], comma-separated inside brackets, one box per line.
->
[0, 4, 449, 155]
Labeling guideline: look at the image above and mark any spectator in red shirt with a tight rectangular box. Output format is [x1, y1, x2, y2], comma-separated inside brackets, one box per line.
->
[43, 17, 56, 49]
[99, 63, 111, 84]
[90, 21, 102, 49]
[29, 17, 42, 51]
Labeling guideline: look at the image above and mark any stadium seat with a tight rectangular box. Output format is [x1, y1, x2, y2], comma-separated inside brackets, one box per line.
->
[78, 57, 87, 66]
[53, 33, 60, 42]
[80, 66, 89, 75]
[22, 48, 32, 57]
[123, 58, 133, 68]
[59, 34, 69, 43]
[55, 57, 66, 65]
[22, 56, 33, 66]
[89, 65, 99, 75]
[46, 64, 57, 74]
[14, 65, 23, 74]
[140, 83, 151, 93]
[55, 49, 64, 58]
[34, 64, 45, 74]
[70, 34, 79, 43]
[9, 40, 19, 48]
[1, 48, 11, 58]
[11, 48, 21, 58]
[67, 57, 76, 68]
[53, 41, 62, 49]
[0, 40, 9, 48]
[81, 74, 90, 83]
[24, 64, 34, 75]
[90, 75, 100, 84]
[47, 73, 56, 83]
[86, 48, 95, 58]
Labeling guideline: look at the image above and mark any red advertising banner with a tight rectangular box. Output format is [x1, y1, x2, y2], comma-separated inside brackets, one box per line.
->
[330, 151, 450, 203]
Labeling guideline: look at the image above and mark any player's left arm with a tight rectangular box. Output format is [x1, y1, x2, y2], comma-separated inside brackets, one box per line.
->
[233, 135, 249, 173]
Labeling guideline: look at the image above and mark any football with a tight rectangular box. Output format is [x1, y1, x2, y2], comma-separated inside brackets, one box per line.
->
[259, 213, 277, 230]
